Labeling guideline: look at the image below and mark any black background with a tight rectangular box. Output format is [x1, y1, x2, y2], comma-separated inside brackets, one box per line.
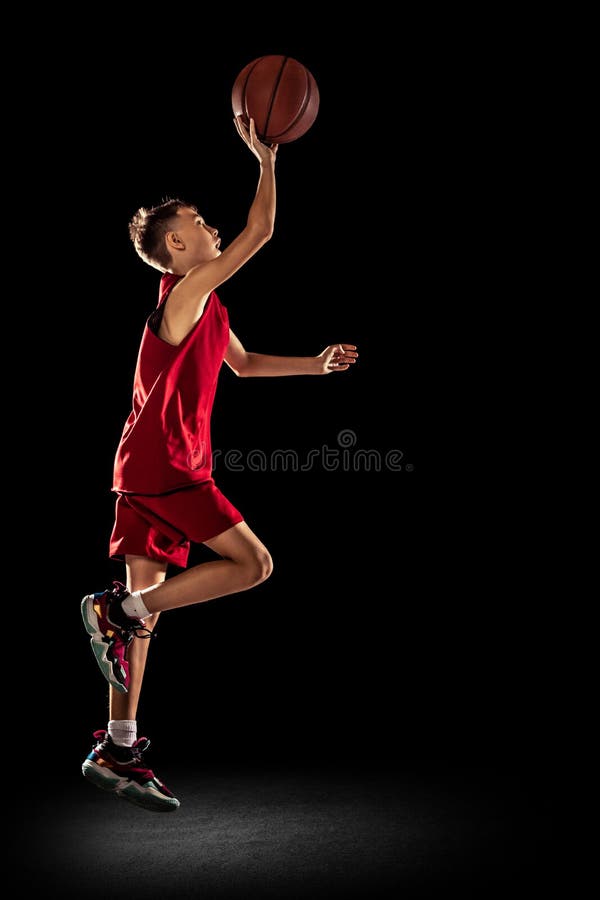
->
[22, 22, 554, 813]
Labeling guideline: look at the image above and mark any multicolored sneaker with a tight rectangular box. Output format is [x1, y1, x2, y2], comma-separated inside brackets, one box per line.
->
[82, 730, 180, 812]
[80, 581, 152, 693]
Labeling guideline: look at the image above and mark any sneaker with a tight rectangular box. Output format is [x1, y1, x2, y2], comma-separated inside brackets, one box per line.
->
[80, 581, 151, 693]
[82, 730, 180, 812]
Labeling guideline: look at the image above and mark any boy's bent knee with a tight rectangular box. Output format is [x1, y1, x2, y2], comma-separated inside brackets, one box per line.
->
[246, 547, 273, 586]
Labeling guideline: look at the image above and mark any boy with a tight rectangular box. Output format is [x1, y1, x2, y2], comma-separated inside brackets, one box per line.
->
[81, 117, 358, 812]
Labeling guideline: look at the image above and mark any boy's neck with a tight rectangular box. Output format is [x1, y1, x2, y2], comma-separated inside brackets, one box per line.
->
[168, 265, 191, 277]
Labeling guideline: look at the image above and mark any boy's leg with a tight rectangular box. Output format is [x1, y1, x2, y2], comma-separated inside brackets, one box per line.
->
[82, 554, 179, 811]
[83, 522, 272, 692]
[109, 522, 271, 709]
[109, 555, 167, 721]
[82, 524, 271, 811]
[129, 521, 273, 615]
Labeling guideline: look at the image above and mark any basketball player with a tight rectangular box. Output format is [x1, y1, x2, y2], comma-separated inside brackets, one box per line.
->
[80, 117, 358, 811]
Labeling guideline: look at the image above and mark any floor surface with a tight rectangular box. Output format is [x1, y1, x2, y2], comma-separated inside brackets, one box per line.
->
[15, 764, 554, 899]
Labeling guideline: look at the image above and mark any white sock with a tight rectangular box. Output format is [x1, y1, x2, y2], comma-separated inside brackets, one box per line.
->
[121, 590, 152, 620]
[108, 719, 137, 748]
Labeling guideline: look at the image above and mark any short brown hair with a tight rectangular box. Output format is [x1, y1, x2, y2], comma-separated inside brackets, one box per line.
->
[128, 199, 195, 271]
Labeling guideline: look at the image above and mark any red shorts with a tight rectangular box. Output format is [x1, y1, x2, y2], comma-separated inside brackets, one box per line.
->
[109, 480, 244, 567]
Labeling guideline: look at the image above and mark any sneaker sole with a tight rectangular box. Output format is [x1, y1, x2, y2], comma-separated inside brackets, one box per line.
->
[81, 758, 128, 791]
[117, 782, 180, 813]
[80, 595, 128, 693]
[82, 760, 179, 812]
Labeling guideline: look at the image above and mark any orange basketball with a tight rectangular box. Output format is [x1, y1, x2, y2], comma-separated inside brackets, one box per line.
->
[232, 55, 320, 144]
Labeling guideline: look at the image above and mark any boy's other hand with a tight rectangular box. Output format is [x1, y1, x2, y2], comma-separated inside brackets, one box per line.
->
[316, 344, 359, 374]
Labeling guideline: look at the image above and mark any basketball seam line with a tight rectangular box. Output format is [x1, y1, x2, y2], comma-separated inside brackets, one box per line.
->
[269, 87, 312, 140]
[265, 67, 313, 141]
[263, 56, 288, 142]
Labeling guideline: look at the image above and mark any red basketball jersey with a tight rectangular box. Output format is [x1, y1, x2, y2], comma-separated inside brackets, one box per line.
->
[113, 274, 230, 495]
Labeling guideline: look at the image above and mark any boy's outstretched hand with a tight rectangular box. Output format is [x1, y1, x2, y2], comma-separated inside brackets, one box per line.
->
[316, 344, 359, 374]
[234, 116, 278, 164]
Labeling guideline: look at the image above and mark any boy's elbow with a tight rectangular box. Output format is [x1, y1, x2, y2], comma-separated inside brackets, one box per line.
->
[248, 221, 273, 244]
[256, 228, 273, 248]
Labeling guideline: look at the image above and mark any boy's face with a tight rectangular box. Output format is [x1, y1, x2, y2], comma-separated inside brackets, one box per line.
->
[172, 207, 221, 264]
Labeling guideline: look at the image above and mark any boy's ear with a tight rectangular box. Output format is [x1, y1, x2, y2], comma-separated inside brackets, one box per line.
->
[166, 230, 183, 252]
